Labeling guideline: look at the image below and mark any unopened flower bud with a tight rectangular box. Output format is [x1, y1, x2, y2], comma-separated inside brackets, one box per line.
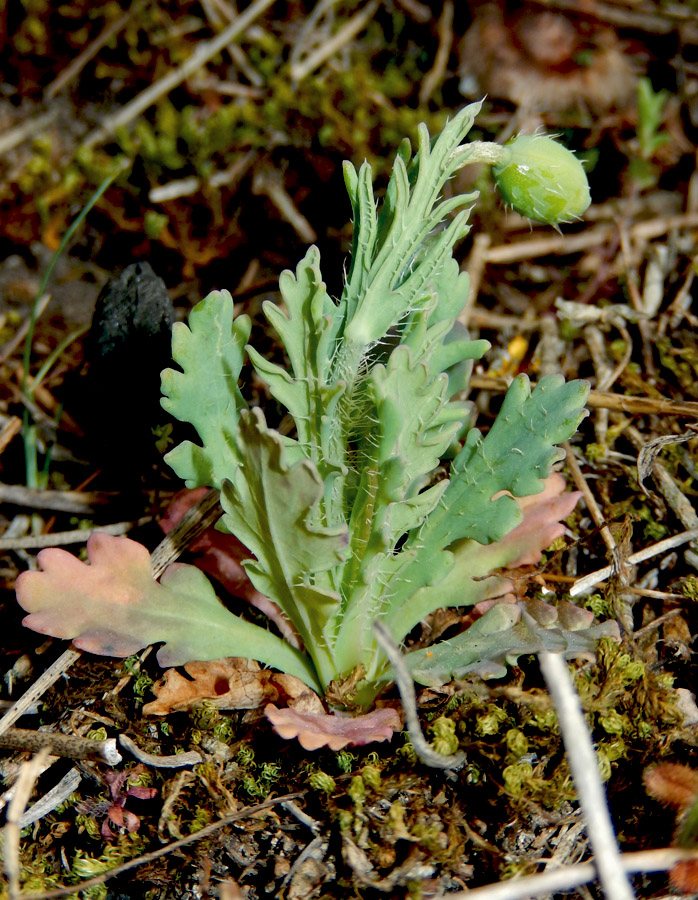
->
[492, 134, 590, 225]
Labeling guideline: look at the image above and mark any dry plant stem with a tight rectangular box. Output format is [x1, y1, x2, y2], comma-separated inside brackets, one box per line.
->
[633, 608, 684, 637]
[565, 441, 635, 630]
[150, 488, 223, 577]
[149, 150, 256, 202]
[460, 234, 491, 329]
[4, 747, 51, 900]
[618, 222, 656, 378]
[418, 0, 453, 104]
[0, 295, 51, 364]
[469, 375, 698, 417]
[0, 113, 58, 157]
[0, 482, 115, 513]
[157, 769, 195, 839]
[0, 727, 121, 764]
[433, 848, 698, 900]
[289, 0, 380, 81]
[467, 310, 538, 331]
[288, 0, 340, 70]
[372, 622, 465, 771]
[538, 652, 636, 900]
[484, 213, 698, 265]
[528, 0, 698, 36]
[564, 443, 617, 556]
[570, 526, 698, 597]
[45, 8, 134, 97]
[281, 799, 321, 833]
[584, 320, 630, 445]
[0, 418, 22, 458]
[18, 791, 305, 900]
[19, 766, 82, 829]
[666, 262, 697, 329]
[0, 517, 152, 550]
[395, 0, 431, 22]
[252, 169, 317, 242]
[83, 0, 276, 146]
[537, 315, 565, 378]
[0, 648, 81, 737]
[118, 734, 201, 768]
[625, 422, 698, 534]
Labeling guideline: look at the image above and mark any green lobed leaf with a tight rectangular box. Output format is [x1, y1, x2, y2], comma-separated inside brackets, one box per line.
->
[420, 374, 589, 549]
[332, 103, 482, 387]
[161, 290, 250, 489]
[404, 600, 620, 686]
[246, 246, 346, 479]
[16, 533, 319, 688]
[220, 407, 348, 673]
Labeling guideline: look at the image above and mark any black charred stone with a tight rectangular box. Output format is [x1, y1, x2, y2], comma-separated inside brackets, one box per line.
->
[84, 262, 174, 483]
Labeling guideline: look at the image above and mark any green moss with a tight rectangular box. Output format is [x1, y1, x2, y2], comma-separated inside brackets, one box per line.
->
[361, 764, 382, 791]
[477, 705, 509, 735]
[308, 771, 337, 794]
[348, 775, 366, 806]
[335, 750, 357, 773]
[681, 575, 698, 601]
[430, 716, 460, 757]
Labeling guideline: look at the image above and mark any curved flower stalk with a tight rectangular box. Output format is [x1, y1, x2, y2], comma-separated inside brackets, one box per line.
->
[17, 104, 606, 717]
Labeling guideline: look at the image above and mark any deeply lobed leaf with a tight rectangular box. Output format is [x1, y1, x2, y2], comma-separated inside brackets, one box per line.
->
[161, 290, 250, 489]
[16, 533, 319, 688]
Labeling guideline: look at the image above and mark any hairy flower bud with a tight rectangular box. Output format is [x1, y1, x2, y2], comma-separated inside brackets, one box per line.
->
[492, 134, 590, 225]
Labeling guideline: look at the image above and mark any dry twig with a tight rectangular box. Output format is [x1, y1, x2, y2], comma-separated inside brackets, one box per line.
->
[83, 0, 276, 146]
[373, 621, 465, 772]
[539, 652, 636, 900]
[4, 748, 52, 899]
[570, 526, 698, 596]
[289, 0, 380, 81]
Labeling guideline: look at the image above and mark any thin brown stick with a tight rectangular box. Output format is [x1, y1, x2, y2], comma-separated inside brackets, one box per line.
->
[4, 748, 52, 900]
[0, 728, 121, 764]
[570, 527, 698, 597]
[528, 0, 698, 38]
[372, 621, 465, 771]
[460, 234, 491, 330]
[430, 847, 698, 900]
[150, 488, 222, 577]
[0, 517, 152, 550]
[45, 8, 134, 98]
[634, 608, 684, 637]
[468, 375, 698, 417]
[83, 0, 276, 146]
[484, 213, 698, 265]
[539, 652, 636, 900]
[564, 443, 616, 556]
[118, 734, 202, 769]
[418, 0, 453, 105]
[0, 482, 116, 513]
[0, 649, 82, 738]
[0, 418, 22, 458]
[289, 0, 380, 81]
[252, 169, 317, 243]
[0, 114, 58, 158]
[0, 296, 51, 363]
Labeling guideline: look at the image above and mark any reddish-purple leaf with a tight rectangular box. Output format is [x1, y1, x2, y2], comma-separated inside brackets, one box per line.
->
[16, 532, 313, 681]
[160, 488, 300, 647]
[265, 704, 402, 751]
